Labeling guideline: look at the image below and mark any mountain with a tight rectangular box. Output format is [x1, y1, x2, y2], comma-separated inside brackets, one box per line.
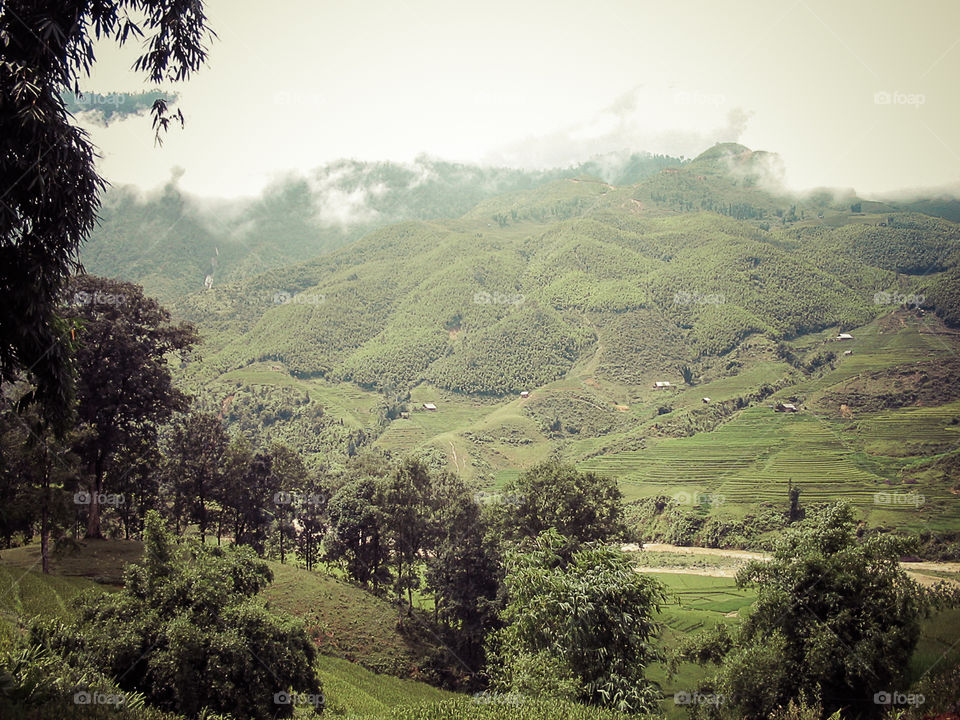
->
[80, 153, 682, 304]
[174, 145, 960, 391]
[90, 143, 960, 528]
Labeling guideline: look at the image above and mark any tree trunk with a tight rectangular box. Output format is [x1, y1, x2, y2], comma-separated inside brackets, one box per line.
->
[85, 475, 104, 539]
[41, 461, 50, 574]
[85, 456, 105, 539]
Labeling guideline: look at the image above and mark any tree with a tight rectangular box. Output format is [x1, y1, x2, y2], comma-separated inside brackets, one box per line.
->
[381, 457, 437, 615]
[0, 392, 77, 572]
[63, 275, 197, 539]
[672, 503, 949, 719]
[489, 529, 666, 714]
[32, 511, 321, 719]
[0, 1, 214, 428]
[233, 450, 279, 554]
[425, 474, 502, 672]
[499, 460, 627, 545]
[164, 411, 228, 543]
[268, 443, 308, 564]
[294, 478, 328, 572]
[325, 476, 389, 586]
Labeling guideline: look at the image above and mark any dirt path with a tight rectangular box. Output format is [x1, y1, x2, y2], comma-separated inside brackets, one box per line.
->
[623, 543, 960, 589]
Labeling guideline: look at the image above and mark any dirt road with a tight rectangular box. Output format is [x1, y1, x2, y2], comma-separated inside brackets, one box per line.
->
[623, 543, 960, 589]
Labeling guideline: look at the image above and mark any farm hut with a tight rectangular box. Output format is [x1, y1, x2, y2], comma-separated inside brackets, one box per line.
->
[702, 397, 711, 404]
[775, 402, 798, 413]
[653, 381, 673, 389]
[836, 333, 854, 341]
[422, 403, 437, 411]
[520, 391, 530, 398]
[843, 350, 853, 356]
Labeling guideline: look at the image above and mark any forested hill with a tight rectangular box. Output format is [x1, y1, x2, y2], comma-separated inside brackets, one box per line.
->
[172, 144, 960, 397]
[80, 152, 682, 304]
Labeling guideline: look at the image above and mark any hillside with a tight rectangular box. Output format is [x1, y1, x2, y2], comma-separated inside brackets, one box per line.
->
[93, 143, 960, 531]
[81, 154, 681, 304]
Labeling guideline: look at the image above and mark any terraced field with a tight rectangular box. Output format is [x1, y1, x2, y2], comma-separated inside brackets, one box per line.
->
[318, 655, 457, 717]
[845, 401, 960, 457]
[374, 419, 429, 454]
[580, 404, 959, 521]
[578, 407, 786, 498]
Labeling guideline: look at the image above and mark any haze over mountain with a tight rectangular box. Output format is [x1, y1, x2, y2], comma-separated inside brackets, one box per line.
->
[91, 142, 955, 535]
[81, 152, 682, 303]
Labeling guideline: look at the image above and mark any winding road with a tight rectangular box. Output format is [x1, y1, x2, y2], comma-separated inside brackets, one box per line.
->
[622, 543, 960, 589]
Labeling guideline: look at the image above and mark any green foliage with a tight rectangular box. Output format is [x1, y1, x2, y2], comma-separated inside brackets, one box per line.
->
[427, 307, 587, 395]
[32, 511, 321, 720]
[63, 274, 198, 538]
[325, 477, 390, 586]
[489, 530, 666, 714]
[0, 0, 213, 428]
[386, 697, 640, 719]
[499, 461, 627, 544]
[927, 265, 960, 327]
[674, 503, 940, 719]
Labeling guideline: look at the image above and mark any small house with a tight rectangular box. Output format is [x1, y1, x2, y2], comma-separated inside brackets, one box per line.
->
[775, 402, 798, 413]
[836, 333, 854, 341]
[399, 411, 410, 419]
[843, 350, 853, 356]
[702, 397, 711, 404]
[653, 381, 673, 389]
[422, 403, 437, 412]
[520, 391, 530, 399]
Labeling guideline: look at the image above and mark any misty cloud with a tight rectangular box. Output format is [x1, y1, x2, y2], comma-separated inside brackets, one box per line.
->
[486, 86, 753, 169]
[63, 90, 178, 127]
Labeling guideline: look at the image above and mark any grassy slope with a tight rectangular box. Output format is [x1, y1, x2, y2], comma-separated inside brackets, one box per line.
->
[0, 544, 459, 719]
[3, 539, 958, 719]
[262, 562, 436, 677]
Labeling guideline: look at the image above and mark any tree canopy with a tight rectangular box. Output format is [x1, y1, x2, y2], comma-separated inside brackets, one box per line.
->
[0, 0, 213, 427]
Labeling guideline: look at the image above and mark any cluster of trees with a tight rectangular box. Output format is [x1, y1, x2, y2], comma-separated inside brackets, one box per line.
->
[1, 274, 199, 570]
[669, 503, 958, 719]
[32, 512, 320, 720]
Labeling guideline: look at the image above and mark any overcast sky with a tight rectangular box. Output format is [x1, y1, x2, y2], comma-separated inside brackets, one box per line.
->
[81, 0, 960, 199]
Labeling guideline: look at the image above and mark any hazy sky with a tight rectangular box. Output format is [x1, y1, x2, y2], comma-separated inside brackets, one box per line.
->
[81, 0, 960, 199]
